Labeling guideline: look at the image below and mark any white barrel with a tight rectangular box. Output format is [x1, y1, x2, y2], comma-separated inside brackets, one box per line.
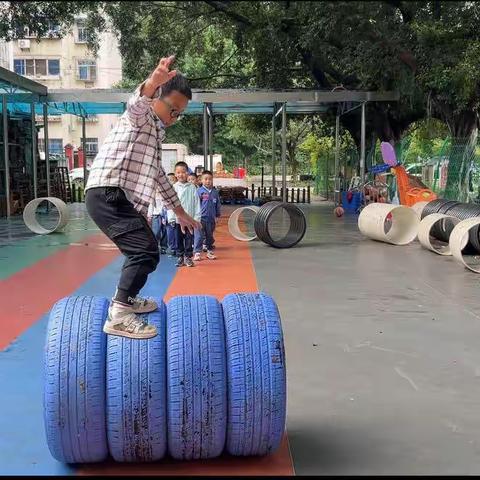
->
[418, 213, 459, 255]
[358, 203, 419, 245]
[228, 206, 260, 241]
[23, 197, 70, 235]
[449, 217, 480, 273]
[411, 201, 428, 220]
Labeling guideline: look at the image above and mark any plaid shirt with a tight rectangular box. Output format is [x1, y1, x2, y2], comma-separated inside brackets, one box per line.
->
[85, 84, 181, 216]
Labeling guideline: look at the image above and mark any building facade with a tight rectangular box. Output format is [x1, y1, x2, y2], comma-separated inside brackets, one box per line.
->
[0, 39, 12, 69]
[9, 17, 122, 165]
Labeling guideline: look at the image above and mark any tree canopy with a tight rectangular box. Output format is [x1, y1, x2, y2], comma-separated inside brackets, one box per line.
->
[2, 1, 480, 194]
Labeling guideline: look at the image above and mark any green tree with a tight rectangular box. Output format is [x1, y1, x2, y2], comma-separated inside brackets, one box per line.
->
[4, 1, 480, 199]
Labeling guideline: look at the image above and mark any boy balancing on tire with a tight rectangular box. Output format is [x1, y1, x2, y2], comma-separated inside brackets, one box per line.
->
[85, 55, 201, 340]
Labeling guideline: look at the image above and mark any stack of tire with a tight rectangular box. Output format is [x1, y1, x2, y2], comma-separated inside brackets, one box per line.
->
[44, 293, 286, 463]
[421, 199, 480, 252]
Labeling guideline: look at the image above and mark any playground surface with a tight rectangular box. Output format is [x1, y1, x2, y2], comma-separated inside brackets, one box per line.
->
[2, 203, 480, 475]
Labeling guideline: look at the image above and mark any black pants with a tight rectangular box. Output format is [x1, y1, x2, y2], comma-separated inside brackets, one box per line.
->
[174, 223, 193, 258]
[85, 187, 159, 305]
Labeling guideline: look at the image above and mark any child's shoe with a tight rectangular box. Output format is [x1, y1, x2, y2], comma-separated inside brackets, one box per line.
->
[184, 257, 194, 267]
[175, 256, 184, 267]
[104, 302, 157, 339]
[193, 252, 202, 261]
[129, 296, 158, 313]
[207, 251, 217, 260]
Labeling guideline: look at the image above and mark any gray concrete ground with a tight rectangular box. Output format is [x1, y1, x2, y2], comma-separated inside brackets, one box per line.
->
[250, 202, 480, 475]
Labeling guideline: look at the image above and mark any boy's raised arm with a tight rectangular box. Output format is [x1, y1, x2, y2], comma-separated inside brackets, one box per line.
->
[126, 56, 177, 127]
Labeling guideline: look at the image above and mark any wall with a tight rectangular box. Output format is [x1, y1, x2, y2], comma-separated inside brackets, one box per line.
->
[0, 40, 12, 69]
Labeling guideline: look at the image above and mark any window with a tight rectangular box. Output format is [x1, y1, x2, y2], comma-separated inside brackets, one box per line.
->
[77, 59, 96, 81]
[75, 20, 89, 43]
[13, 59, 24, 75]
[48, 59, 60, 75]
[37, 139, 63, 153]
[84, 138, 98, 155]
[24, 22, 61, 38]
[48, 139, 64, 154]
[13, 58, 60, 77]
[35, 59, 46, 76]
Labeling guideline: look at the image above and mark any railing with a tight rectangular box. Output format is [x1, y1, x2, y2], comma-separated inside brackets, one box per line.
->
[250, 185, 311, 204]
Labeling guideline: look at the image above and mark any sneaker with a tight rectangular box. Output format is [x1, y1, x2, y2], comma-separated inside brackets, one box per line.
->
[202, 245, 208, 252]
[129, 296, 158, 314]
[175, 256, 184, 267]
[193, 252, 202, 261]
[184, 257, 194, 267]
[207, 251, 217, 260]
[104, 303, 157, 339]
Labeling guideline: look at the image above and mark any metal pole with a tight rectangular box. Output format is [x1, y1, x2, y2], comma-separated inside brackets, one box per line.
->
[360, 102, 366, 201]
[31, 101, 38, 198]
[2, 95, 10, 217]
[334, 113, 340, 205]
[82, 115, 87, 185]
[281, 102, 287, 203]
[272, 103, 277, 192]
[203, 103, 208, 169]
[208, 104, 213, 172]
[43, 103, 50, 197]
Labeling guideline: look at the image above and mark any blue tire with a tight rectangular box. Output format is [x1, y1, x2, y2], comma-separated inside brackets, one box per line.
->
[106, 300, 167, 462]
[167, 295, 227, 459]
[222, 293, 287, 456]
[44, 296, 109, 463]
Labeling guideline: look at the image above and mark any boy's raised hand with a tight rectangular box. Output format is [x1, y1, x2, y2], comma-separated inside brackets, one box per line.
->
[143, 56, 177, 97]
[151, 56, 177, 87]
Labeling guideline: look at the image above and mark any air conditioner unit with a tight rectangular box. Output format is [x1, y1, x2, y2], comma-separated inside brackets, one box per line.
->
[18, 39, 30, 49]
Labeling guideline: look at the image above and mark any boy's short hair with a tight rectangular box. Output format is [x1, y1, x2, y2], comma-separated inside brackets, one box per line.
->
[175, 161, 189, 170]
[158, 73, 192, 100]
[202, 170, 213, 177]
[188, 173, 197, 178]
[167, 172, 175, 176]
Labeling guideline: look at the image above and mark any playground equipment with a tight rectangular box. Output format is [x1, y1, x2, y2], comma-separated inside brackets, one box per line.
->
[254, 201, 307, 249]
[228, 206, 259, 241]
[23, 197, 69, 235]
[43, 293, 286, 464]
[378, 142, 437, 207]
[358, 202, 419, 245]
[450, 218, 480, 273]
[227, 202, 307, 248]
[418, 213, 460, 256]
[421, 199, 480, 252]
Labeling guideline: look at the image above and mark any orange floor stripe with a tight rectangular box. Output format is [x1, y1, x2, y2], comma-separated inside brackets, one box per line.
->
[0, 233, 119, 350]
[163, 217, 259, 302]
[78, 214, 295, 476]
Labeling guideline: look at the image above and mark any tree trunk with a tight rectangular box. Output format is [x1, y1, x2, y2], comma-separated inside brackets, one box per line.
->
[443, 110, 478, 201]
[287, 145, 299, 182]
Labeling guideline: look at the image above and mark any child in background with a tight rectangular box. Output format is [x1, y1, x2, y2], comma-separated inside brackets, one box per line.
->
[167, 172, 176, 184]
[188, 172, 198, 186]
[147, 187, 168, 254]
[165, 172, 177, 256]
[193, 170, 221, 261]
[168, 161, 201, 267]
